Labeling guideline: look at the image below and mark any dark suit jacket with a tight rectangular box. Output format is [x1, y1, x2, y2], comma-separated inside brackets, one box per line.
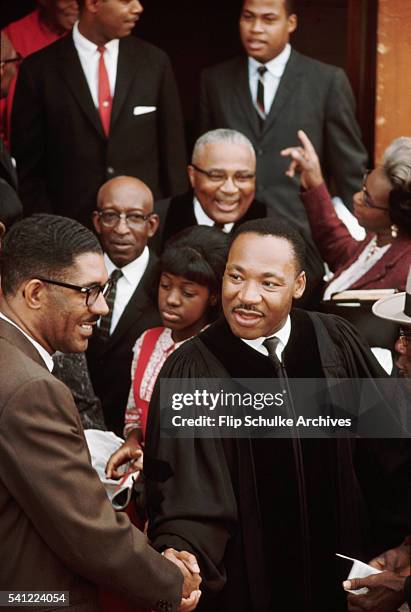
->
[0, 318, 182, 611]
[0, 137, 18, 190]
[151, 189, 267, 253]
[199, 49, 367, 231]
[87, 251, 161, 435]
[151, 190, 325, 309]
[11, 34, 187, 226]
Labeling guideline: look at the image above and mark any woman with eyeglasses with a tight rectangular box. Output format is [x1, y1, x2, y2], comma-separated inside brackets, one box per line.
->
[281, 131, 411, 298]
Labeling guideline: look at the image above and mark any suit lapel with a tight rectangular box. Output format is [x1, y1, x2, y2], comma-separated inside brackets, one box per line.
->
[0, 320, 49, 370]
[262, 49, 304, 137]
[58, 36, 105, 138]
[104, 252, 159, 351]
[163, 191, 196, 242]
[233, 57, 261, 137]
[111, 37, 144, 128]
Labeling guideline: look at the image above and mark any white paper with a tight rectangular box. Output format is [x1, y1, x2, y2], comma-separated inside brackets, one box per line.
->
[337, 553, 410, 611]
[85, 429, 138, 510]
[133, 105, 156, 116]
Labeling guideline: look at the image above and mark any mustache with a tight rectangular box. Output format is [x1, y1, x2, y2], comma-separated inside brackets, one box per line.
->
[232, 304, 264, 316]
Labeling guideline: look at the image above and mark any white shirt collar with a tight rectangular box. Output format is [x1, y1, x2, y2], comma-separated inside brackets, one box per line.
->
[193, 197, 234, 233]
[241, 314, 291, 361]
[248, 43, 291, 78]
[104, 246, 150, 284]
[0, 311, 54, 372]
[73, 21, 119, 55]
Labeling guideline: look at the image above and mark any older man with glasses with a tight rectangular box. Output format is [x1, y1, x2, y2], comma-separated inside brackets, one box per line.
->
[86, 175, 162, 435]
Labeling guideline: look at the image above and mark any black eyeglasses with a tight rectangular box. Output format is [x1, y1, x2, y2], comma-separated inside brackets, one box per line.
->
[0, 53, 23, 67]
[399, 327, 411, 347]
[191, 163, 256, 185]
[96, 210, 154, 229]
[38, 277, 114, 306]
[361, 170, 389, 211]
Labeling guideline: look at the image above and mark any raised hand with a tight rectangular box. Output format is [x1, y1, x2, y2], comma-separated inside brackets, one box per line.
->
[281, 129, 324, 190]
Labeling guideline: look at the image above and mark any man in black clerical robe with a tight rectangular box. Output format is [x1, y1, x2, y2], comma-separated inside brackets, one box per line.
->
[144, 219, 408, 612]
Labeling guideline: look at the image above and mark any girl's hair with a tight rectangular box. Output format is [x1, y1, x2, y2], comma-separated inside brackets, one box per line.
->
[160, 226, 229, 321]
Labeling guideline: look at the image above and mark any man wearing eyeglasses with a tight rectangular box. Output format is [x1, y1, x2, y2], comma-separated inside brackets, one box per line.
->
[86, 175, 162, 435]
[153, 128, 325, 309]
[0, 213, 201, 611]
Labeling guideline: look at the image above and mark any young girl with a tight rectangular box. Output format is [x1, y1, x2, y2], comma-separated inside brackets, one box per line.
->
[106, 226, 228, 479]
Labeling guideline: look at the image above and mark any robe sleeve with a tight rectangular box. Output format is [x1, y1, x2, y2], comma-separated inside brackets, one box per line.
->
[144, 338, 239, 596]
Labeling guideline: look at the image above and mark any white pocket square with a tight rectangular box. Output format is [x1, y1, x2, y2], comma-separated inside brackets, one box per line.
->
[133, 105, 157, 116]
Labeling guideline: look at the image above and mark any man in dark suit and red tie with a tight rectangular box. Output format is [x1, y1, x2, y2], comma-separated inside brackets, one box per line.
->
[199, 0, 367, 233]
[11, 0, 187, 227]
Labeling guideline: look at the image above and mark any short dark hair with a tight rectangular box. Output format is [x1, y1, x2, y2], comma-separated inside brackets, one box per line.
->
[1, 214, 102, 295]
[161, 225, 229, 298]
[0, 179, 23, 231]
[230, 217, 306, 273]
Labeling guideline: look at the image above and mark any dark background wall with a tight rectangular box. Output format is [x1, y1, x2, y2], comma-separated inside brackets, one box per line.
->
[1, 0, 375, 154]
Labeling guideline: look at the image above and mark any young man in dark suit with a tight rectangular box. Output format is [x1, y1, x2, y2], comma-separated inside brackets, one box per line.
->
[199, 0, 367, 231]
[0, 214, 201, 611]
[86, 175, 161, 435]
[11, 0, 187, 227]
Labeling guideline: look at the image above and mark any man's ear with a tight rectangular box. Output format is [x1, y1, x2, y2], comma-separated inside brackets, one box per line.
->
[288, 13, 297, 35]
[187, 165, 196, 189]
[292, 270, 306, 300]
[92, 210, 102, 235]
[22, 279, 48, 310]
[0, 221, 6, 242]
[147, 213, 160, 238]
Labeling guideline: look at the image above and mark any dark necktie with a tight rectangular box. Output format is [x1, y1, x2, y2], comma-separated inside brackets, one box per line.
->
[213, 221, 225, 231]
[97, 46, 112, 137]
[256, 65, 267, 124]
[263, 336, 285, 378]
[99, 268, 122, 339]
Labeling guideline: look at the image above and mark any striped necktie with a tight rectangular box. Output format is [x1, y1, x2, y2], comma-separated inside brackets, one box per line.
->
[256, 65, 267, 123]
[99, 268, 122, 339]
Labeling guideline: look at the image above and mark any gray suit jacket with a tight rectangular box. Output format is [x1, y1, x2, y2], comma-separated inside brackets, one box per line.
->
[199, 49, 367, 231]
[0, 319, 182, 611]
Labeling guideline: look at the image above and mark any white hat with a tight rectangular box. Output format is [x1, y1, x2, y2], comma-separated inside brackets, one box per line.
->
[372, 267, 411, 324]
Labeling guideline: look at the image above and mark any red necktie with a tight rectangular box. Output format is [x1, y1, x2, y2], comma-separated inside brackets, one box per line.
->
[98, 46, 112, 137]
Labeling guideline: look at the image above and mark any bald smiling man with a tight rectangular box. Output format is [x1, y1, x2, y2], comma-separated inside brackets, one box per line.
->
[86, 175, 162, 434]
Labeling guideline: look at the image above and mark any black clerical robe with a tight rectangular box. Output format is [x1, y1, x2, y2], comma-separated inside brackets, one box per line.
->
[144, 310, 409, 612]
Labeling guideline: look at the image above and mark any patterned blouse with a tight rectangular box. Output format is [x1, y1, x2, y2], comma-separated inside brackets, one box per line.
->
[123, 327, 186, 437]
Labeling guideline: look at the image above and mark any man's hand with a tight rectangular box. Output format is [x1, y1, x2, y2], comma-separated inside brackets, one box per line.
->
[105, 435, 143, 480]
[177, 589, 202, 612]
[344, 571, 407, 611]
[281, 129, 324, 190]
[368, 539, 411, 575]
[163, 548, 202, 598]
